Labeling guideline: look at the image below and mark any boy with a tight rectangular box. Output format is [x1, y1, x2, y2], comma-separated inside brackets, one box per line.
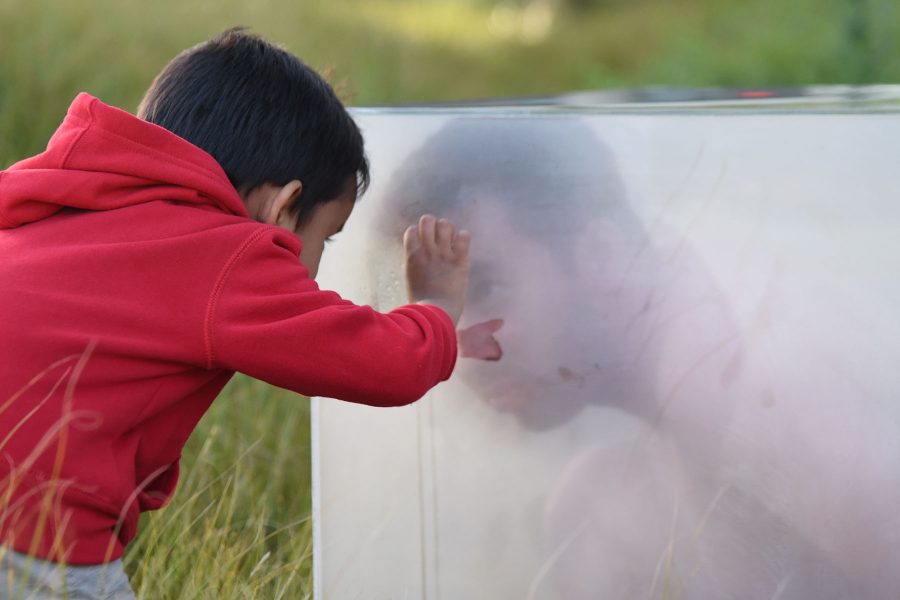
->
[0, 28, 471, 598]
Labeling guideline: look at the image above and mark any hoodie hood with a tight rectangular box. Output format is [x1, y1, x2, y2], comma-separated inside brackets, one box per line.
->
[0, 93, 247, 229]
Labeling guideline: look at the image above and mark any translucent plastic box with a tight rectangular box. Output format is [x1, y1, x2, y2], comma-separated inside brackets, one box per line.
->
[313, 96, 900, 600]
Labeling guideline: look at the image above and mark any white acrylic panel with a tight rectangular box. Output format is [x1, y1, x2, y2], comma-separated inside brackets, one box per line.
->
[313, 110, 900, 600]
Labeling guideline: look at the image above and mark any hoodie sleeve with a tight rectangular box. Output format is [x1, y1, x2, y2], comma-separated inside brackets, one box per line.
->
[205, 228, 457, 406]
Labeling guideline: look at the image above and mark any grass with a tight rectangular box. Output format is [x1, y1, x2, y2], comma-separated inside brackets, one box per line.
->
[125, 376, 313, 599]
[2, 0, 898, 162]
[0, 367, 312, 598]
[0, 0, 898, 596]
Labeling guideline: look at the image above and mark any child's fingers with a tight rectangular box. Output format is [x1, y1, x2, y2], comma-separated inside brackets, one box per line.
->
[418, 214, 437, 254]
[457, 318, 504, 361]
[403, 224, 420, 253]
[483, 318, 504, 332]
[436, 218, 454, 257]
[452, 229, 471, 262]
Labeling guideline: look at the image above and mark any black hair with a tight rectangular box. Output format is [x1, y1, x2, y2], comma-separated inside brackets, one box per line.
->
[137, 27, 369, 224]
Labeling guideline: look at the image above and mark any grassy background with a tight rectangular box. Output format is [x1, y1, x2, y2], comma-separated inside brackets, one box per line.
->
[0, 0, 896, 597]
[2, 0, 899, 164]
[125, 376, 314, 599]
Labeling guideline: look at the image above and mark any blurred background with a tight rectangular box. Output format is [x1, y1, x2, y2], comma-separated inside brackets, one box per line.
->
[0, 0, 897, 597]
[2, 0, 899, 163]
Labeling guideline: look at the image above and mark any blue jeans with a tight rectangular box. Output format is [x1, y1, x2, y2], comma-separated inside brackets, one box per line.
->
[0, 548, 135, 600]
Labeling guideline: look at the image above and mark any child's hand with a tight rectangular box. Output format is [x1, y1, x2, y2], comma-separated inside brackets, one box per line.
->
[404, 214, 470, 325]
[458, 319, 504, 361]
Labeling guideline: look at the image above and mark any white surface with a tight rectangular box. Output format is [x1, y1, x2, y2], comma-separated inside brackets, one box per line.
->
[313, 112, 900, 599]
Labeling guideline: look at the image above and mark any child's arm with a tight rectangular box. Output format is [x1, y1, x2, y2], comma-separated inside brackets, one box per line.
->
[205, 218, 468, 407]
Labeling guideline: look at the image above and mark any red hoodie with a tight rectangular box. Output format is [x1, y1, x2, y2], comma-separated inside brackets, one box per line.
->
[0, 94, 457, 564]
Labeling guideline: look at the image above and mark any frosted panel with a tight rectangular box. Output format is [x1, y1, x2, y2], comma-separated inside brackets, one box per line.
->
[313, 111, 900, 600]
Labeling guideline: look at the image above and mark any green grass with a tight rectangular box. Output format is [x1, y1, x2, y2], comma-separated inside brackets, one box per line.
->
[2, 0, 898, 163]
[1, 0, 898, 596]
[125, 376, 313, 599]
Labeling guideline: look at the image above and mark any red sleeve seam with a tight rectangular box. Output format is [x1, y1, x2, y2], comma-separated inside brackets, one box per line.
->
[203, 228, 270, 369]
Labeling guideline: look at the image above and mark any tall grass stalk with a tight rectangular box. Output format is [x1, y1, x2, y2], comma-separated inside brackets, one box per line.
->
[3, 0, 899, 166]
[2, 357, 312, 599]
[125, 376, 313, 599]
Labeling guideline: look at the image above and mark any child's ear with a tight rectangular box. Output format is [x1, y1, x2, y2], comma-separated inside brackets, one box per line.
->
[265, 180, 303, 226]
